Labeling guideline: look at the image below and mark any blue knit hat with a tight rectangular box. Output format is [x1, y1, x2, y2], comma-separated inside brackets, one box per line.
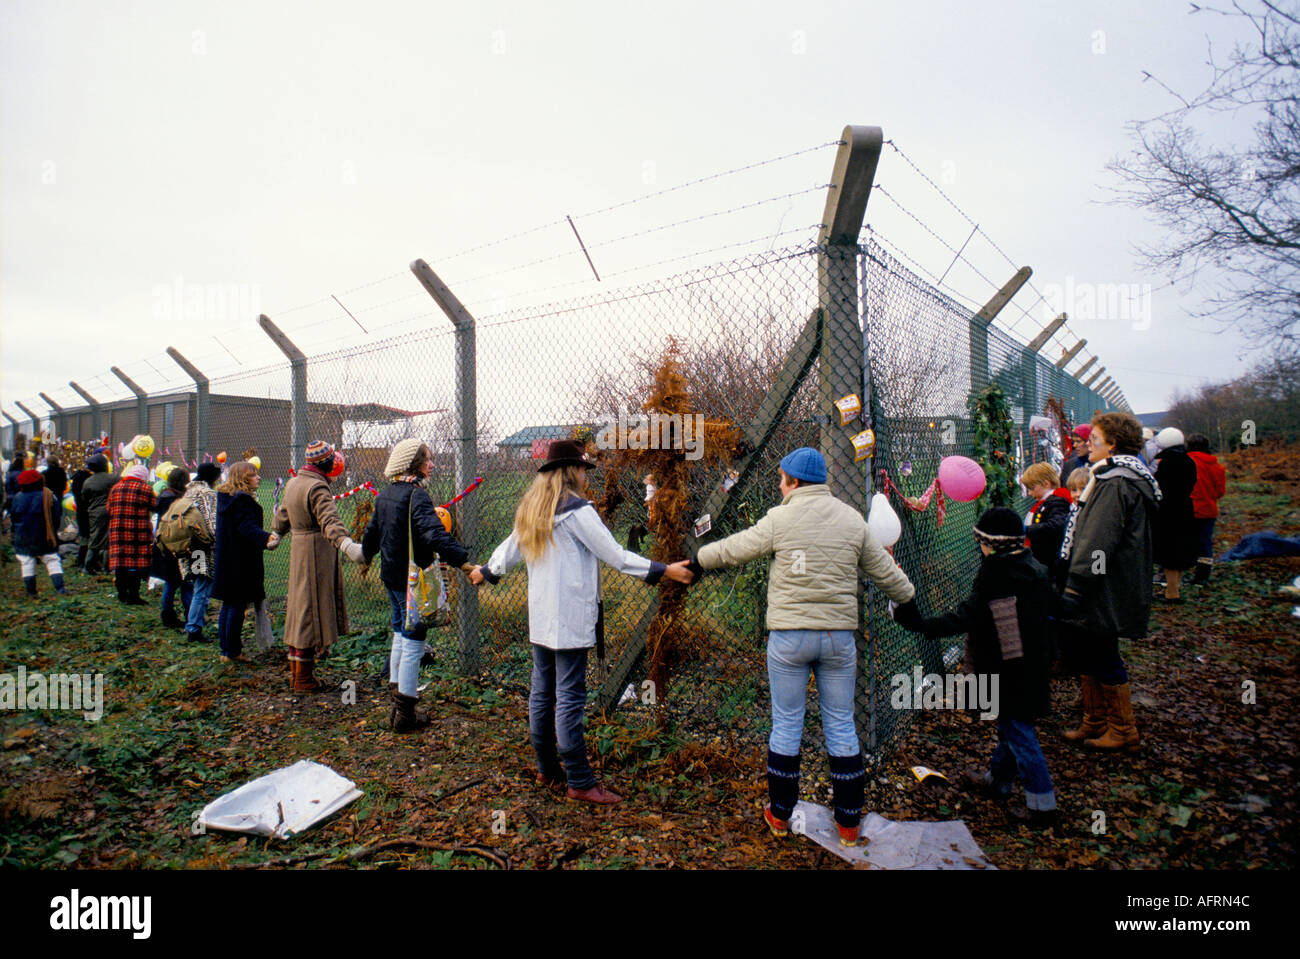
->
[779, 447, 826, 484]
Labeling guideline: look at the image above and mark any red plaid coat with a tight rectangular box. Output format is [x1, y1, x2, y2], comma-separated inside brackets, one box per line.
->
[107, 477, 157, 571]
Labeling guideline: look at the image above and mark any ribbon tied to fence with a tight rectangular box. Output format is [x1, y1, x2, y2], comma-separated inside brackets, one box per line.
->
[880, 469, 947, 529]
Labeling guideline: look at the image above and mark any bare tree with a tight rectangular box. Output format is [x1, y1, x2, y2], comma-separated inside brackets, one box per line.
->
[1109, 1, 1300, 354]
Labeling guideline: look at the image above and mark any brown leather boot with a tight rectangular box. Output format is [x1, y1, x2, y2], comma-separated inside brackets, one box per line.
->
[1063, 675, 1106, 743]
[290, 656, 321, 693]
[390, 691, 430, 733]
[1085, 683, 1140, 751]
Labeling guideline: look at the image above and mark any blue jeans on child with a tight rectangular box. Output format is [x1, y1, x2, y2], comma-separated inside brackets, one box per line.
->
[185, 575, 213, 633]
[161, 579, 193, 620]
[386, 586, 428, 696]
[529, 644, 596, 789]
[766, 629, 860, 757]
[983, 717, 1056, 811]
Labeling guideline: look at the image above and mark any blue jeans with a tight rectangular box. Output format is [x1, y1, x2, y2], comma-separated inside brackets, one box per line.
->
[218, 602, 246, 658]
[529, 644, 595, 789]
[986, 717, 1056, 811]
[161, 580, 193, 618]
[767, 629, 860, 757]
[387, 586, 429, 641]
[1193, 517, 1216, 560]
[185, 575, 213, 633]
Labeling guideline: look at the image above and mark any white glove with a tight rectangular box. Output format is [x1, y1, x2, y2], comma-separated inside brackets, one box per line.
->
[340, 537, 364, 564]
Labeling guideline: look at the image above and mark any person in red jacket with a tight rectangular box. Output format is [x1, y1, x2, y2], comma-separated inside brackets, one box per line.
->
[1186, 434, 1227, 585]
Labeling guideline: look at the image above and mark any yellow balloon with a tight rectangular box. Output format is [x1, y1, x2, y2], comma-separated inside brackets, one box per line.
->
[249, 456, 262, 471]
[134, 434, 155, 458]
[63, 494, 76, 512]
[156, 460, 175, 481]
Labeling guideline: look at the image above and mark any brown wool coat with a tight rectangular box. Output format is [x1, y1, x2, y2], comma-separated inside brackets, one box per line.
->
[273, 471, 350, 653]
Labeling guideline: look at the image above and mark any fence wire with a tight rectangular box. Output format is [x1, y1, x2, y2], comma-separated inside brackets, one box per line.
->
[26, 238, 1114, 765]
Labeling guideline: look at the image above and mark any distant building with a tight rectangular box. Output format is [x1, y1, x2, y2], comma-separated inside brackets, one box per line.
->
[496, 424, 588, 459]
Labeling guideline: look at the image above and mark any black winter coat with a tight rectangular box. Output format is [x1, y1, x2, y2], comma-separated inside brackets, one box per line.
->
[1060, 453, 1090, 486]
[70, 469, 92, 535]
[213, 491, 271, 603]
[3, 467, 22, 509]
[1153, 447, 1197, 571]
[918, 549, 1056, 721]
[361, 481, 470, 592]
[1025, 491, 1071, 577]
[82, 470, 118, 552]
[1062, 458, 1158, 639]
[10, 488, 61, 557]
[150, 489, 183, 584]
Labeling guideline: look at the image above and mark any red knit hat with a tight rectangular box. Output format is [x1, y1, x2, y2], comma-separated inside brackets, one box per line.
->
[1073, 424, 1092, 440]
[17, 469, 43, 490]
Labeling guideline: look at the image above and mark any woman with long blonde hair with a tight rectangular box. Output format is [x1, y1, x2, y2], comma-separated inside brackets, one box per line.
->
[470, 440, 691, 804]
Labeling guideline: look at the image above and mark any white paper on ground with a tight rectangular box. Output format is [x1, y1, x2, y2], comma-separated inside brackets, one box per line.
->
[791, 801, 996, 869]
[198, 759, 363, 840]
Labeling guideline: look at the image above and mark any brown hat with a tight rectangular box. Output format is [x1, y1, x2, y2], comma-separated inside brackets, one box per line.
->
[538, 439, 594, 473]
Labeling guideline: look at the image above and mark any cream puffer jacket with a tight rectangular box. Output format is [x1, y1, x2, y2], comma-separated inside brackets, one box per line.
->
[697, 484, 915, 630]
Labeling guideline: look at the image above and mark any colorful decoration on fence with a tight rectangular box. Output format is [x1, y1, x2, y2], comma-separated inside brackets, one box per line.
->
[440, 476, 483, 509]
[937, 455, 987, 503]
[966, 384, 1017, 512]
[880, 468, 948, 529]
[133, 434, 155, 459]
[273, 477, 284, 511]
[333, 480, 377, 500]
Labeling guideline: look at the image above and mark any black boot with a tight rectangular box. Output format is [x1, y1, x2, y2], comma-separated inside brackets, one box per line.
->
[114, 570, 129, 603]
[23, 576, 37, 597]
[829, 752, 866, 836]
[161, 604, 184, 630]
[1191, 559, 1212, 586]
[75, 545, 88, 569]
[124, 572, 147, 605]
[51, 574, 66, 595]
[390, 690, 430, 733]
[766, 750, 801, 822]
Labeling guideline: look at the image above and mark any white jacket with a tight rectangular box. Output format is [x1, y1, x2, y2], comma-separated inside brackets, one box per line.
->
[484, 495, 665, 650]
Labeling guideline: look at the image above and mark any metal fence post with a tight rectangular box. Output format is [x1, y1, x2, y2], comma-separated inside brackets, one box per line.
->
[70, 382, 102, 439]
[38, 393, 67, 441]
[1083, 366, 1105, 389]
[15, 402, 42, 443]
[258, 315, 307, 470]
[410, 258, 480, 676]
[817, 125, 882, 512]
[166, 347, 210, 458]
[111, 366, 149, 438]
[970, 268, 1032, 397]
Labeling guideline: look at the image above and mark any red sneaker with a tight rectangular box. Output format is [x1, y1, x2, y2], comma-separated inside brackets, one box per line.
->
[763, 804, 789, 837]
[566, 783, 622, 805]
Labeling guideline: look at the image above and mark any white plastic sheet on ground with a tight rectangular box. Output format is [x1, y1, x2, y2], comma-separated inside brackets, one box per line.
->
[791, 801, 996, 869]
[198, 760, 363, 840]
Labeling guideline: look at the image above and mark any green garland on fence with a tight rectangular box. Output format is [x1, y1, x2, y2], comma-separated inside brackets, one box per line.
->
[966, 384, 1018, 513]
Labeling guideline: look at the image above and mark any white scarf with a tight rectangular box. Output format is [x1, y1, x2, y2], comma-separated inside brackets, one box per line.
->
[1059, 455, 1161, 562]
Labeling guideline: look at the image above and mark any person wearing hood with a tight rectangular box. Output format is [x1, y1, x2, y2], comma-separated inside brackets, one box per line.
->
[272, 441, 367, 692]
[177, 462, 222, 643]
[470, 440, 691, 805]
[213, 461, 279, 662]
[1186, 434, 1227, 586]
[1058, 412, 1159, 751]
[107, 464, 156, 605]
[1152, 427, 1198, 603]
[80, 454, 117, 575]
[360, 438, 473, 732]
[10, 468, 67, 596]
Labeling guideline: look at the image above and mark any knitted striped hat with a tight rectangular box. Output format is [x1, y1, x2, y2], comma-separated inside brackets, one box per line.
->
[123, 464, 150, 482]
[973, 507, 1025, 553]
[305, 440, 335, 465]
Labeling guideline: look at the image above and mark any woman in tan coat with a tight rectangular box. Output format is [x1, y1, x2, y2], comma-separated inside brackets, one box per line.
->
[272, 440, 366, 691]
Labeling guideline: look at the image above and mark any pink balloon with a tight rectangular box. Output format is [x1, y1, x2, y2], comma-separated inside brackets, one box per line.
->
[938, 455, 987, 502]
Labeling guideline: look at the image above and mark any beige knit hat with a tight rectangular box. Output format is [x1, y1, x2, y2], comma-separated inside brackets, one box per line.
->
[384, 438, 425, 478]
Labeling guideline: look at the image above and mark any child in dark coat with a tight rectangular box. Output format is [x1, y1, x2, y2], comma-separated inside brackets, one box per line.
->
[894, 507, 1058, 830]
[1020, 462, 1072, 580]
[10, 469, 67, 596]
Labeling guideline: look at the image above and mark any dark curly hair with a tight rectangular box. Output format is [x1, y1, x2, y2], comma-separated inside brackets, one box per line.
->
[1090, 411, 1143, 457]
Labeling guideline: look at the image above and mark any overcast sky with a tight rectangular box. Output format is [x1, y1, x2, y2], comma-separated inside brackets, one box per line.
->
[0, 0, 1263, 429]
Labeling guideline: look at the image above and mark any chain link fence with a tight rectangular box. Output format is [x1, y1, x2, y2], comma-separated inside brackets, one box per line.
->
[20, 236, 1113, 764]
